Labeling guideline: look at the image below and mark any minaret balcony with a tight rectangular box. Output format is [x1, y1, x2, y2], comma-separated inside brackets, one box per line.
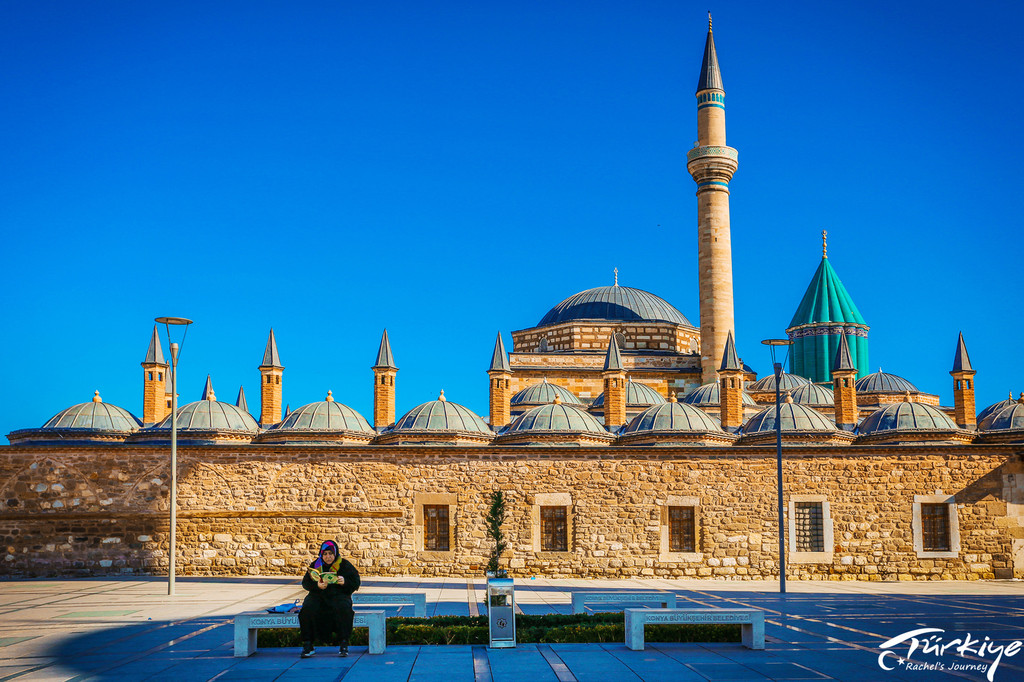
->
[687, 145, 738, 185]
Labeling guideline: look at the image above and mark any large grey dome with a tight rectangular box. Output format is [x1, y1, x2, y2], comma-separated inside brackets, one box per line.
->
[392, 393, 490, 434]
[41, 393, 142, 432]
[538, 285, 692, 327]
[503, 403, 607, 435]
[621, 401, 723, 434]
[511, 381, 582, 406]
[592, 380, 666, 408]
[154, 399, 259, 433]
[274, 393, 373, 433]
[857, 401, 958, 435]
[681, 381, 756, 406]
[978, 394, 1020, 429]
[742, 402, 836, 434]
[981, 402, 1024, 433]
[856, 370, 918, 393]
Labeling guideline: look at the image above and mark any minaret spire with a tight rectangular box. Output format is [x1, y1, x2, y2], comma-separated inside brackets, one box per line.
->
[688, 18, 738, 384]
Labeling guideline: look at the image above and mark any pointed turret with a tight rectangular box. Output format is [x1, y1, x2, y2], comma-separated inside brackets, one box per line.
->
[236, 386, 248, 413]
[831, 333, 858, 431]
[373, 329, 398, 369]
[603, 334, 624, 372]
[717, 331, 744, 431]
[488, 333, 513, 428]
[141, 325, 168, 425]
[258, 329, 284, 426]
[786, 233, 869, 382]
[372, 329, 398, 429]
[602, 336, 627, 428]
[696, 13, 724, 93]
[688, 15, 738, 384]
[950, 332, 977, 429]
[201, 375, 216, 401]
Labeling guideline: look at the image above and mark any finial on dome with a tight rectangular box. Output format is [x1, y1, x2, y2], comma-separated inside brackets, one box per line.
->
[438, 390, 446, 402]
[553, 393, 562, 405]
[669, 391, 677, 403]
[784, 391, 793, 404]
[708, 11, 712, 31]
[822, 230, 828, 259]
[1018, 392, 1024, 404]
[613, 267, 619, 286]
[326, 390, 334, 402]
[93, 390, 102, 403]
[903, 390, 912, 403]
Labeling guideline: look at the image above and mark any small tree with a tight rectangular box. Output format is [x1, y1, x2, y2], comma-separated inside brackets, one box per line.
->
[485, 490, 507, 577]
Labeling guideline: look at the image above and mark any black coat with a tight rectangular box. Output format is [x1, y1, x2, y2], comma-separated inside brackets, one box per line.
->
[301, 558, 361, 605]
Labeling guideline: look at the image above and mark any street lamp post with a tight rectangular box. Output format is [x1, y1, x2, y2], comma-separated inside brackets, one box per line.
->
[761, 338, 792, 594]
[156, 316, 192, 597]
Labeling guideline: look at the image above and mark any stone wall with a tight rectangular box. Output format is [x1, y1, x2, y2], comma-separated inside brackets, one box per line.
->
[1, 443, 1022, 580]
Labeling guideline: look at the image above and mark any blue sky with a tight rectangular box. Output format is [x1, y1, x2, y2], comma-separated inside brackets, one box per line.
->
[2, 1, 1022, 436]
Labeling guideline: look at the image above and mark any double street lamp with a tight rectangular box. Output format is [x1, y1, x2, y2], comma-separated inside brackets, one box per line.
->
[761, 338, 792, 594]
[155, 316, 192, 597]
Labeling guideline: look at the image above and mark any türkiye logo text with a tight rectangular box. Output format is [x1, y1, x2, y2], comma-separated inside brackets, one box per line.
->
[877, 628, 1022, 680]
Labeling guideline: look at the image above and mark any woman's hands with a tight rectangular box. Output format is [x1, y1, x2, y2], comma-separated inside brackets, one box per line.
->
[317, 579, 327, 590]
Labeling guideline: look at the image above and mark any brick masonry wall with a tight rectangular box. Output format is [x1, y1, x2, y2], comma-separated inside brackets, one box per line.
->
[1, 444, 1022, 580]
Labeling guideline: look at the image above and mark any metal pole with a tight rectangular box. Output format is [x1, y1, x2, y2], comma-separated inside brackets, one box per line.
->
[169, 342, 179, 596]
[774, 361, 786, 594]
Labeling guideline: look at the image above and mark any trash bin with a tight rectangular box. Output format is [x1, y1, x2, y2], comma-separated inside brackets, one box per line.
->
[487, 577, 515, 648]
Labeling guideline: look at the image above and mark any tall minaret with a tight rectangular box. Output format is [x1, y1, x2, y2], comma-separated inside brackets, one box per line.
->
[687, 14, 738, 385]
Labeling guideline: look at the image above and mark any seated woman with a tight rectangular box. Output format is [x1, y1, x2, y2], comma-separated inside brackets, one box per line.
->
[298, 539, 361, 657]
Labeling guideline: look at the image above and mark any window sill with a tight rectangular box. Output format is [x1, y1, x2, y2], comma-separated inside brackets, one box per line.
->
[789, 551, 834, 564]
[658, 552, 702, 563]
[917, 550, 958, 559]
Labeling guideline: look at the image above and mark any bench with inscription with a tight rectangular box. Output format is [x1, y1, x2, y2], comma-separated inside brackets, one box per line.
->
[570, 591, 677, 614]
[233, 610, 386, 657]
[624, 608, 765, 651]
[353, 591, 427, 617]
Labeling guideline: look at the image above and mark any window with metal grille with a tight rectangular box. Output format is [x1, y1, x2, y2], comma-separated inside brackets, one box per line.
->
[668, 506, 696, 552]
[921, 503, 951, 552]
[424, 505, 450, 551]
[794, 501, 825, 552]
[540, 506, 567, 551]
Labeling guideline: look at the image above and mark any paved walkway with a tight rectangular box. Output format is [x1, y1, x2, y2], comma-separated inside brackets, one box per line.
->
[2, 577, 1024, 681]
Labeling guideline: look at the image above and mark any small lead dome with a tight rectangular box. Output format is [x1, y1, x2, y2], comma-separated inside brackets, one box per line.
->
[856, 370, 918, 393]
[742, 399, 836, 434]
[154, 400, 259, 432]
[857, 401, 958, 435]
[621, 401, 723, 434]
[511, 380, 582, 406]
[274, 393, 373, 433]
[747, 372, 811, 393]
[681, 381, 756, 406]
[504, 402, 607, 434]
[789, 383, 835, 406]
[41, 392, 142, 432]
[392, 392, 491, 434]
[591, 380, 666, 408]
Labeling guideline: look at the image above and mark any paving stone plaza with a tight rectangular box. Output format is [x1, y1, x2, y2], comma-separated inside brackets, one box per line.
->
[2, 577, 1024, 681]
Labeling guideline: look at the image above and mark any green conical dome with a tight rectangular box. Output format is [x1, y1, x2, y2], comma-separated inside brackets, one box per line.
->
[786, 249, 869, 383]
[788, 258, 865, 328]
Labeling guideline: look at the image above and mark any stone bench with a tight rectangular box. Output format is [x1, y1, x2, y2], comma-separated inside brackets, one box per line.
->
[624, 608, 765, 651]
[233, 610, 386, 657]
[353, 591, 427, 617]
[570, 591, 677, 614]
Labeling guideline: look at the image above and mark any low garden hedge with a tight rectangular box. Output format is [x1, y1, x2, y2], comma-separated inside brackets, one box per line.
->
[256, 612, 740, 647]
